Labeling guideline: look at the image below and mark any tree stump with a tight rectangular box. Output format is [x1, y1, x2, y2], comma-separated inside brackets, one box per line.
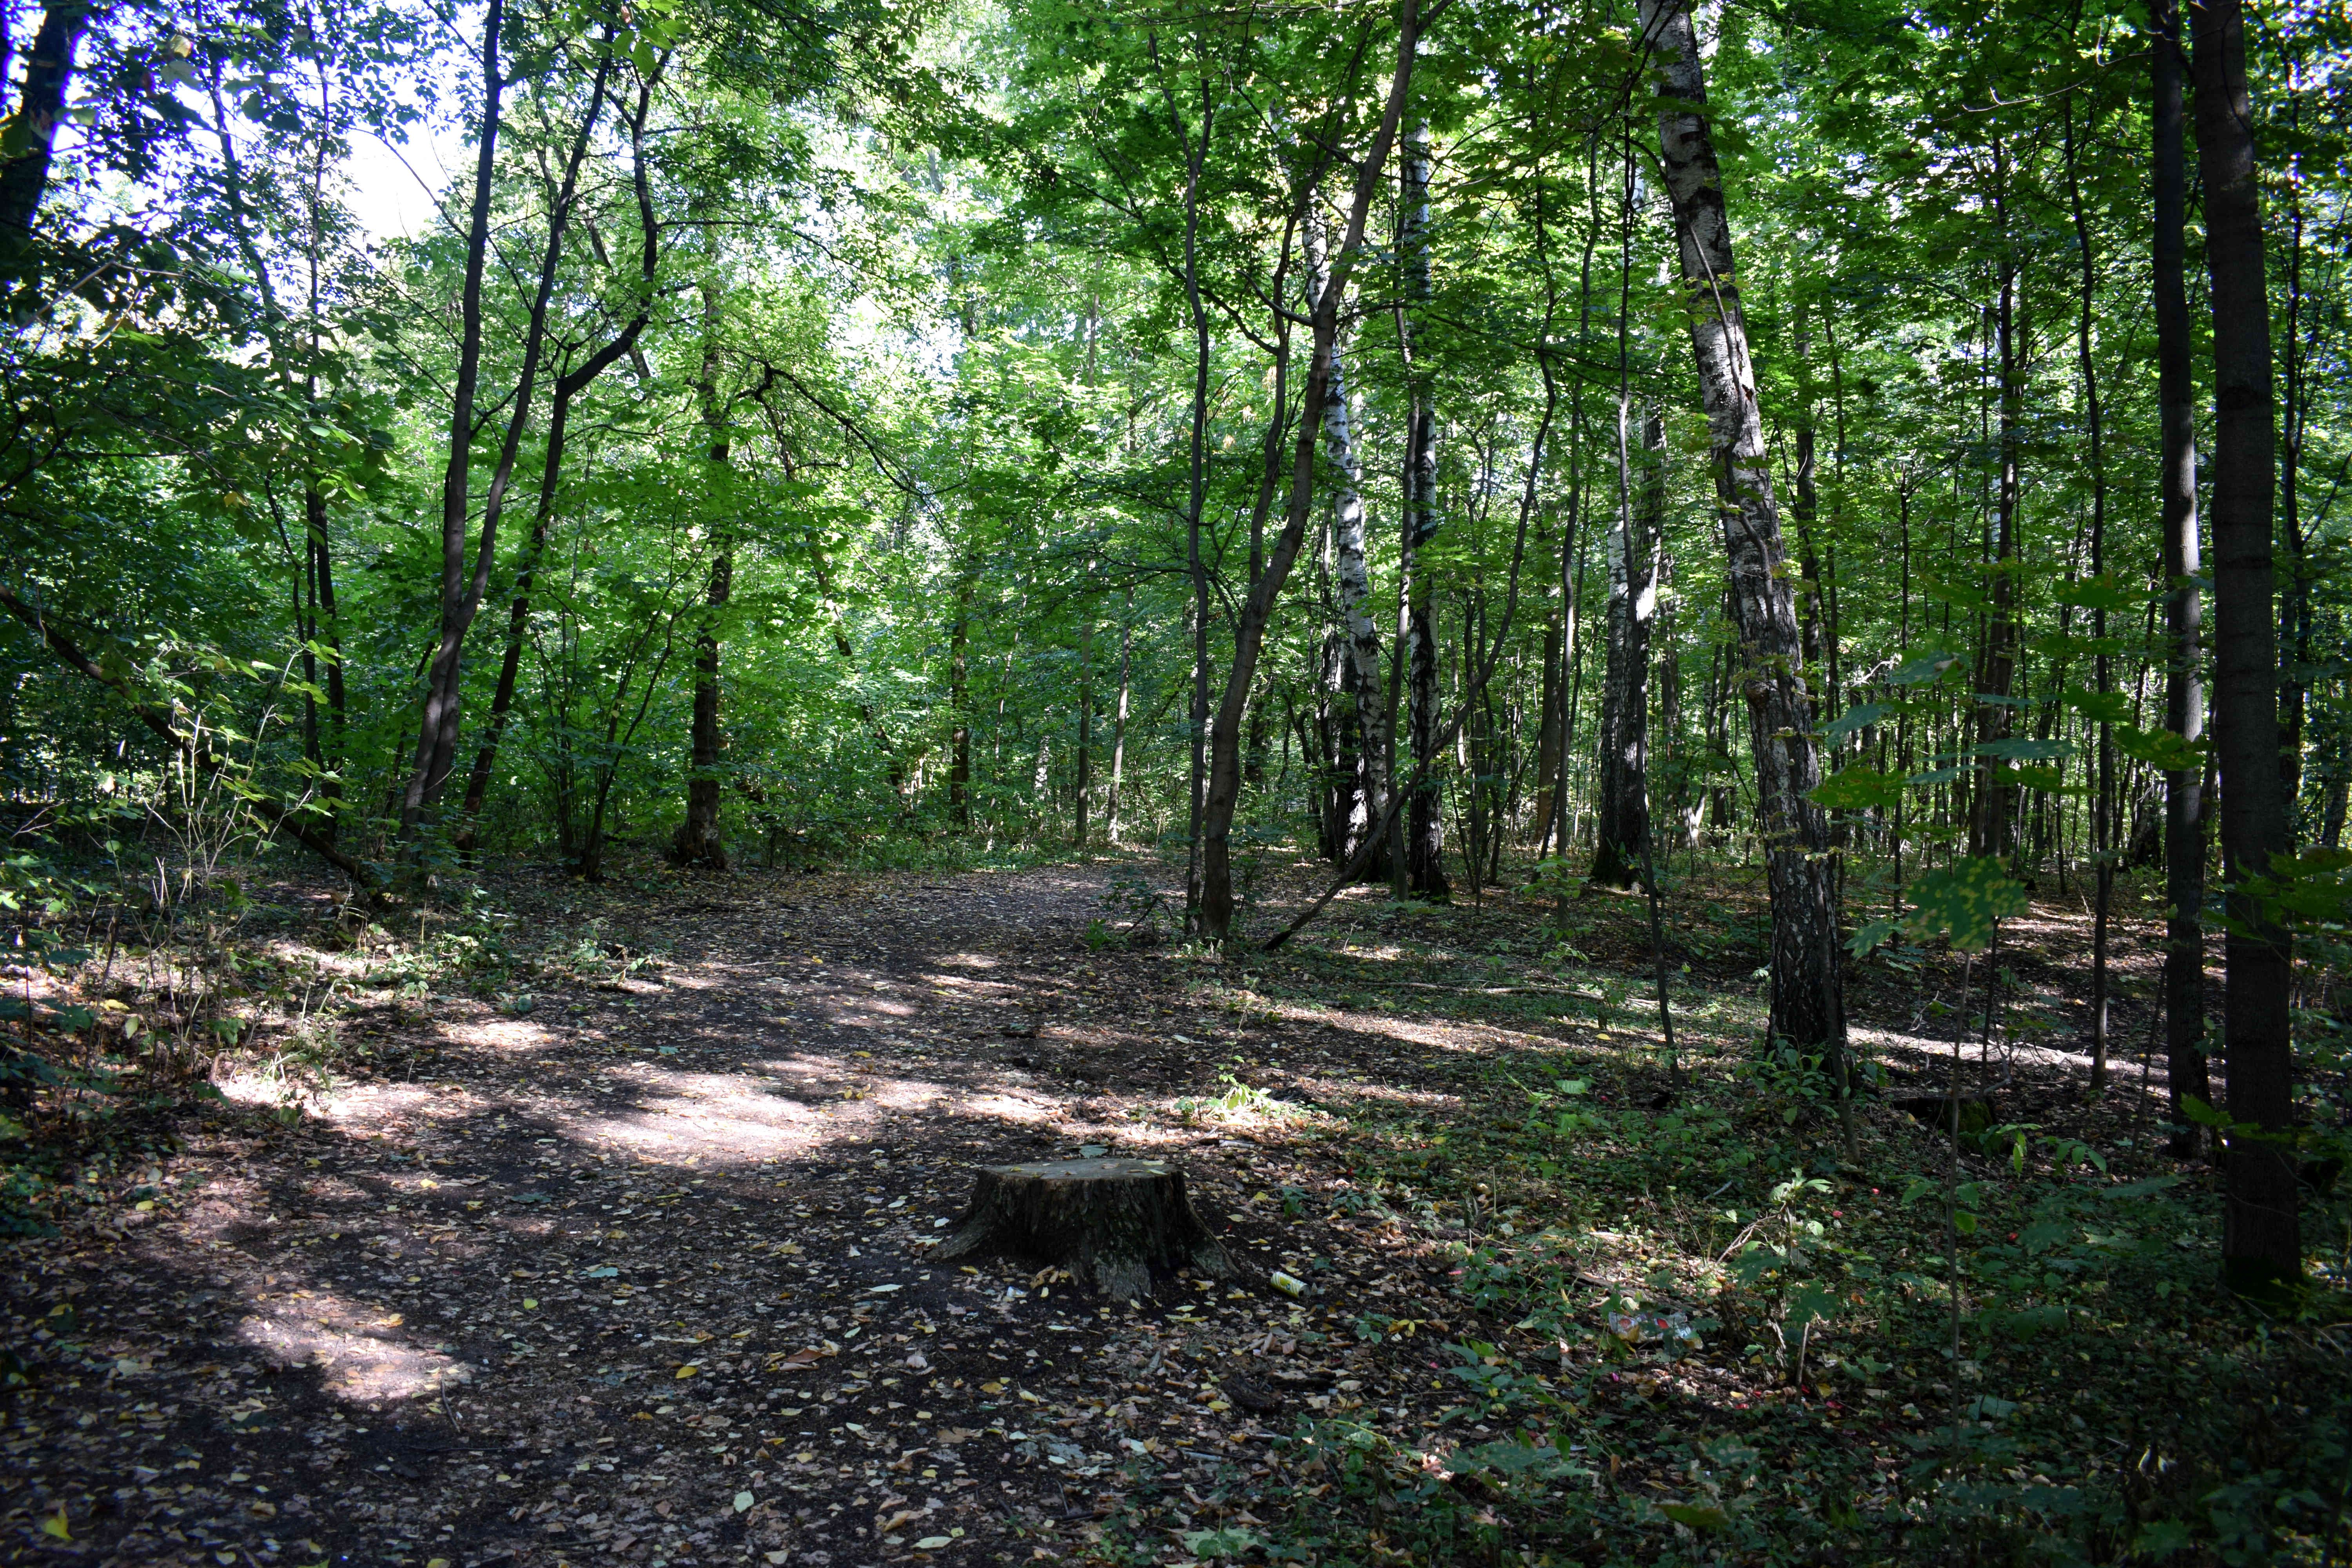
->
[935, 1158, 1234, 1300]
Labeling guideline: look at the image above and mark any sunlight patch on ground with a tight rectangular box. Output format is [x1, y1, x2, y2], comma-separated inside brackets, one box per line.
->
[1287, 1075, 1457, 1109]
[236, 1289, 471, 1403]
[438, 1015, 556, 1052]
[962, 1091, 1061, 1124]
[559, 1069, 827, 1161]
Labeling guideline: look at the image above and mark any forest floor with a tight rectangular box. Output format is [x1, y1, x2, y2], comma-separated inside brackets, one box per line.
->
[4, 849, 2343, 1568]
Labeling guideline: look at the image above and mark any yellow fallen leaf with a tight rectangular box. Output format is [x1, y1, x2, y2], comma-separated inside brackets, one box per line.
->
[980, 1379, 1005, 1394]
[523, 1299, 538, 1310]
[40, 1509, 69, 1541]
[1017, 1389, 1042, 1404]
[675, 1365, 699, 1379]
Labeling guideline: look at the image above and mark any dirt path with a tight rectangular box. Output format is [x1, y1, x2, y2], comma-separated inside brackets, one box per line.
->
[4, 864, 1569, 1568]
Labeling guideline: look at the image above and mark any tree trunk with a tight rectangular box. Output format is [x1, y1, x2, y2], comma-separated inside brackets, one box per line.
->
[2193, 0, 2298, 1291]
[1639, 0, 1845, 1061]
[950, 568, 974, 826]
[399, 24, 611, 852]
[1593, 399, 1661, 891]
[1193, 0, 1421, 944]
[2141, 24, 2196, 918]
[1971, 165, 2022, 862]
[1305, 210, 1389, 880]
[305, 483, 346, 843]
[1548, 153, 1604, 867]
[1108, 595, 1130, 842]
[1074, 621, 1093, 846]
[2062, 79, 2118, 1093]
[672, 281, 734, 870]
[1532, 617, 1563, 850]
[1396, 120, 1448, 900]
[0, 0, 87, 267]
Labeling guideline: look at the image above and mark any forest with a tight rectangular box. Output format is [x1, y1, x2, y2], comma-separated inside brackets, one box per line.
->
[1, 0, 2350, 1560]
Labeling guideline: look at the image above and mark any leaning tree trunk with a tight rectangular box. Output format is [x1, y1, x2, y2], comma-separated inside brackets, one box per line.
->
[1638, 0, 1845, 1063]
[1192, 0, 1420, 945]
[2193, 0, 2298, 1292]
[938, 1158, 1235, 1301]
[2152, 0, 2210, 1157]
[1593, 405, 1661, 889]
[1396, 120, 1449, 900]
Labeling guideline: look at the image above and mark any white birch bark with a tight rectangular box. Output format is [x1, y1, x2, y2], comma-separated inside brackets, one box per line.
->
[1304, 205, 1387, 869]
[1638, 0, 1845, 1053]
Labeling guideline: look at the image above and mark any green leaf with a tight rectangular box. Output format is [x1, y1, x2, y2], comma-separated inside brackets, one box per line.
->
[2115, 724, 2203, 771]
[2099, 1174, 2184, 1200]
[1660, 1502, 1730, 1532]
[2060, 687, 2132, 723]
[1889, 650, 1961, 686]
[1846, 916, 1899, 957]
[1902, 857, 2029, 953]
[1975, 737, 2073, 762]
[1785, 1281, 1840, 1330]
[2054, 574, 2144, 612]
[1823, 702, 1890, 741]
[1183, 1526, 1261, 1559]
[1810, 764, 1906, 811]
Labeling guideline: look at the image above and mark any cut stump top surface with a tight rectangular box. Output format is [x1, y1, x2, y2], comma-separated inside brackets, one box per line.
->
[978, 1158, 1172, 1181]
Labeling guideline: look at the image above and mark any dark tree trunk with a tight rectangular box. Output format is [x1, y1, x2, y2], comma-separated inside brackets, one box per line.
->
[399, 24, 610, 851]
[1593, 407, 1661, 889]
[673, 282, 734, 870]
[1971, 172, 2022, 861]
[460, 72, 659, 860]
[1639, 0, 1845, 1062]
[949, 569, 973, 826]
[1075, 621, 1093, 845]
[2193, 0, 2298, 1290]
[305, 483, 346, 842]
[1194, 0, 1421, 944]
[2063, 77, 2117, 1092]
[0, 0, 87, 264]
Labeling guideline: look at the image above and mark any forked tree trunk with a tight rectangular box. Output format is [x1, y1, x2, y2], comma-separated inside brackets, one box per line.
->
[937, 1158, 1234, 1301]
[1638, 0, 1845, 1063]
[2192, 0, 2298, 1292]
[1192, 0, 1420, 944]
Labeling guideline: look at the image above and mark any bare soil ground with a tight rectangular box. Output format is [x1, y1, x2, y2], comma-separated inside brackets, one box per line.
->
[0, 853, 2210, 1567]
